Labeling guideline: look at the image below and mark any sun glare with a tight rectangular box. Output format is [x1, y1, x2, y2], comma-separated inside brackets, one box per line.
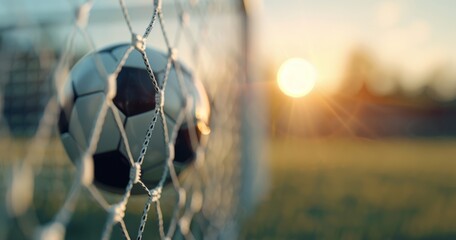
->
[277, 58, 317, 98]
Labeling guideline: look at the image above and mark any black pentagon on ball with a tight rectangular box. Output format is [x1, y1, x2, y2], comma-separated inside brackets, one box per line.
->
[174, 126, 202, 164]
[113, 66, 157, 117]
[58, 109, 70, 134]
[93, 150, 130, 189]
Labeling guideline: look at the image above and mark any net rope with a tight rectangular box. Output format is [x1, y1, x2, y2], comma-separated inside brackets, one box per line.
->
[0, 0, 247, 239]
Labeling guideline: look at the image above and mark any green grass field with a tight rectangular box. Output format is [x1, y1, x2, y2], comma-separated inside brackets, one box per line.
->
[241, 138, 456, 240]
[3, 138, 456, 239]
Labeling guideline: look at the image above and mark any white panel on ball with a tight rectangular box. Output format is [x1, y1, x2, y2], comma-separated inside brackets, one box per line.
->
[69, 92, 105, 150]
[120, 111, 170, 169]
[72, 52, 117, 96]
[140, 116, 179, 185]
[60, 132, 84, 162]
[95, 106, 124, 154]
[162, 68, 187, 121]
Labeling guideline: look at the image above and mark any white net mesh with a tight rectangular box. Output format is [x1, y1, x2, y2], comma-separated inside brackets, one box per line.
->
[0, 0, 257, 239]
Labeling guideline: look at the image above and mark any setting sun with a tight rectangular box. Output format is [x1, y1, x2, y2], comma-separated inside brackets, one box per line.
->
[277, 58, 317, 98]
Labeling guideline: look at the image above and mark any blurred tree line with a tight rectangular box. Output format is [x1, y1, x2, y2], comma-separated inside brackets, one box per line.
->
[265, 46, 456, 138]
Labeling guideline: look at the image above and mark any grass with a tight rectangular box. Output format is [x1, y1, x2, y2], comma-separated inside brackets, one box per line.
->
[3, 137, 456, 239]
[241, 137, 456, 240]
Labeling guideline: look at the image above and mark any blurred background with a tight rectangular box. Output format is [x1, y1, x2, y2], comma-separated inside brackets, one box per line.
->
[242, 0, 456, 239]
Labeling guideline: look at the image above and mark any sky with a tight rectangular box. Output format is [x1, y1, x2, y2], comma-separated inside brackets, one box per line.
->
[1, 0, 456, 98]
[260, 0, 456, 96]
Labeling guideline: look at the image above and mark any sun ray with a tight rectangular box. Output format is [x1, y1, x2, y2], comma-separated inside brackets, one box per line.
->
[319, 94, 379, 138]
[315, 92, 356, 136]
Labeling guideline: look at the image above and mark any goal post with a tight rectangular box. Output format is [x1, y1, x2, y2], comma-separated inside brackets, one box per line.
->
[0, 0, 266, 239]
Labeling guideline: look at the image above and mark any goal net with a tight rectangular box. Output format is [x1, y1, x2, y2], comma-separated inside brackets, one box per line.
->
[0, 0, 264, 239]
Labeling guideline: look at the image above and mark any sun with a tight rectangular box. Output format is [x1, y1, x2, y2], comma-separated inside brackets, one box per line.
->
[277, 58, 317, 98]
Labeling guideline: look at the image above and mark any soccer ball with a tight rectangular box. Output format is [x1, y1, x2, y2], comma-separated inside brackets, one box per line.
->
[58, 44, 210, 194]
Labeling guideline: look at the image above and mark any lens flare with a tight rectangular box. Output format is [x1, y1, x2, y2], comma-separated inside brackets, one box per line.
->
[277, 58, 317, 98]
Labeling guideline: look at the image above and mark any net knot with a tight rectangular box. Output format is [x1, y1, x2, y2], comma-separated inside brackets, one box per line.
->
[155, 90, 165, 108]
[167, 143, 175, 161]
[179, 217, 190, 235]
[131, 33, 146, 52]
[151, 187, 162, 202]
[109, 203, 126, 223]
[169, 47, 178, 61]
[34, 222, 65, 240]
[179, 12, 190, 26]
[80, 153, 94, 187]
[106, 74, 117, 101]
[129, 162, 141, 184]
[75, 2, 92, 28]
[155, 0, 163, 11]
